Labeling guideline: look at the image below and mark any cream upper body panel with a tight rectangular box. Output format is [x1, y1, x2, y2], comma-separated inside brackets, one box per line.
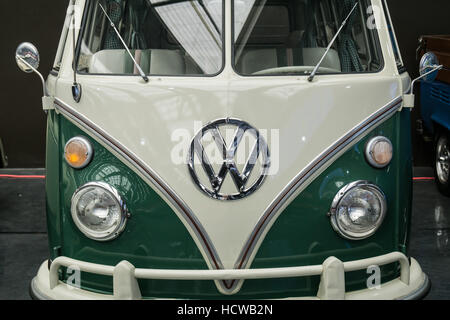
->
[54, 73, 400, 267]
[52, 0, 408, 294]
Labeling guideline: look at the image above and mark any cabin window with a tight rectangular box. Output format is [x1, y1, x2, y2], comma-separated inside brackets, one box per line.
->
[233, 0, 383, 76]
[77, 0, 224, 76]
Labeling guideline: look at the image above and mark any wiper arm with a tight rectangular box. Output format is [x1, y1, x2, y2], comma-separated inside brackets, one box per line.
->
[308, 2, 359, 82]
[99, 3, 149, 82]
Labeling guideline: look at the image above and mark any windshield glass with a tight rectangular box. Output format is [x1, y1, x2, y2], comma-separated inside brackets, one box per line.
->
[233, 0, 383, 76]
[77, 0, 224, 76]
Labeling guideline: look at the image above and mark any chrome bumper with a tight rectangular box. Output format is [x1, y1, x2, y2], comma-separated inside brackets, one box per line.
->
[30, 252, 429, 300]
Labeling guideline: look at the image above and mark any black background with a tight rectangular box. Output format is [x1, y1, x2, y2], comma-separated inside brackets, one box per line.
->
[1, 0, 450, 168]
[0, 1, 68, 167]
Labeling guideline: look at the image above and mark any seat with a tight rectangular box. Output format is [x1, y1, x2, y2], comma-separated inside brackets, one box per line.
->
[303, 48, 341, 71]
[89, 49, 186, 75]
[148, 49, 185, 75]
[237, 49, 279, 75]
[236, 46, 342, 74]
[89, 49, 136, 74]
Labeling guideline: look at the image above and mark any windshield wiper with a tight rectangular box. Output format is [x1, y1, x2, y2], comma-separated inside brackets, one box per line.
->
[308, 2, 359, 82]
[99, 3, 149, 82]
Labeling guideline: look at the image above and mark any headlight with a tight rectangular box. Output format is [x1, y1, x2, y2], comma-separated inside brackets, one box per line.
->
[64, 136, 94, 169]
[329, 181, 387, 240]
[365, 136, 393, 169]
[71, 182, 128, 241]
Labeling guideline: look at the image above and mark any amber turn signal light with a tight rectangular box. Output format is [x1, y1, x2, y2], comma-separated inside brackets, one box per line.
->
[365, 137, 393, 169]
[64, 137, 93, 169]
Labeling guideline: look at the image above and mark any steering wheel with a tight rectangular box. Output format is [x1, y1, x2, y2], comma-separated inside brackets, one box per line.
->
[252, 66, 341, 76]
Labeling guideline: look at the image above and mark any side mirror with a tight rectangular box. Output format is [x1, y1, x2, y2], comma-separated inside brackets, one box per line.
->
[403, 52, 443, 108]
[15, 42, 53, 110]
[15, 42, 40, 73]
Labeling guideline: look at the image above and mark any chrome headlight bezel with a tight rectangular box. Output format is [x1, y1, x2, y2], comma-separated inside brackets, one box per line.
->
[70, 182, 128, 241]
[329, 181, 387, 240]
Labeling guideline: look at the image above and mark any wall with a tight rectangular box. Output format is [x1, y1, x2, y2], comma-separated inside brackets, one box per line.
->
[1, 0, 450, 167]
[0, 1, 68, 167]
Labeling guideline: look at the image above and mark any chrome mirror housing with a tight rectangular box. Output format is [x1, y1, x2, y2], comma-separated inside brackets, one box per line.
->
[15, 42, 40, 73]
[419, 52, 440, 83]
[14, 42, 49, 99]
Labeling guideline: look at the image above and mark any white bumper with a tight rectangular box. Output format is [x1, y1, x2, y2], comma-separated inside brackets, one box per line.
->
[30, 252, 430, 300]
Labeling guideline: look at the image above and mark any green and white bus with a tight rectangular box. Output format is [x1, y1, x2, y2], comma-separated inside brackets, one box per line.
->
[16, 0, 436, 299]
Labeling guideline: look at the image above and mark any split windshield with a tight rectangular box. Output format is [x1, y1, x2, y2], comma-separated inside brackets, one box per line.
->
[77, 0, 224, 76]
[233, 0, 383, 76]
[76, 0, 383, 77]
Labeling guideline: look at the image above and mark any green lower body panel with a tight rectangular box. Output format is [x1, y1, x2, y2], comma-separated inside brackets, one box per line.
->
[45, 108, 413, 299]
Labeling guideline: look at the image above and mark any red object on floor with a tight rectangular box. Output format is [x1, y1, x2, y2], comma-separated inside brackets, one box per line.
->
[0, 174, 45, 179]
[413, 177, 435, 181]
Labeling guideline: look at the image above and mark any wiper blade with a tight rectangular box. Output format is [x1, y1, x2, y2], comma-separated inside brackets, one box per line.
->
[308, 2, 359, 82]
[99, 3, 149, 82]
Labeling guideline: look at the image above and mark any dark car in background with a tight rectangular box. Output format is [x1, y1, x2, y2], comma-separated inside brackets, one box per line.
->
[418, 35, 450, 196]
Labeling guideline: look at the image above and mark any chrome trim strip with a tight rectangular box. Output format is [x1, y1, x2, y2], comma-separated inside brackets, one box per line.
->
[53, 98, 230, 288]
[54, 95, 402, 294]
[228, 96, 403, 292]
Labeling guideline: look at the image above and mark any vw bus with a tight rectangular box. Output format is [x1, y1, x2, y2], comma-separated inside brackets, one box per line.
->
[16, 0, 436, 300]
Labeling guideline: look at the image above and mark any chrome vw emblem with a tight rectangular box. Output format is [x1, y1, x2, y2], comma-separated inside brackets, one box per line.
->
[188, 118, 271, 201]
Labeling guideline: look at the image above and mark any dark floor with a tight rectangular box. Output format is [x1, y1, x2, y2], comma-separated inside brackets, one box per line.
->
[0, 167, 449, 300]
[0, 169, 47, 300]
[409, 167, 450, 300]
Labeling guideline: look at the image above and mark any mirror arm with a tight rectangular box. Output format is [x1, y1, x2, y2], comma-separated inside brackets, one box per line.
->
[16, 55, 48, 97]
[410, 65, 444, 94]
[403, 65, 443, 109]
